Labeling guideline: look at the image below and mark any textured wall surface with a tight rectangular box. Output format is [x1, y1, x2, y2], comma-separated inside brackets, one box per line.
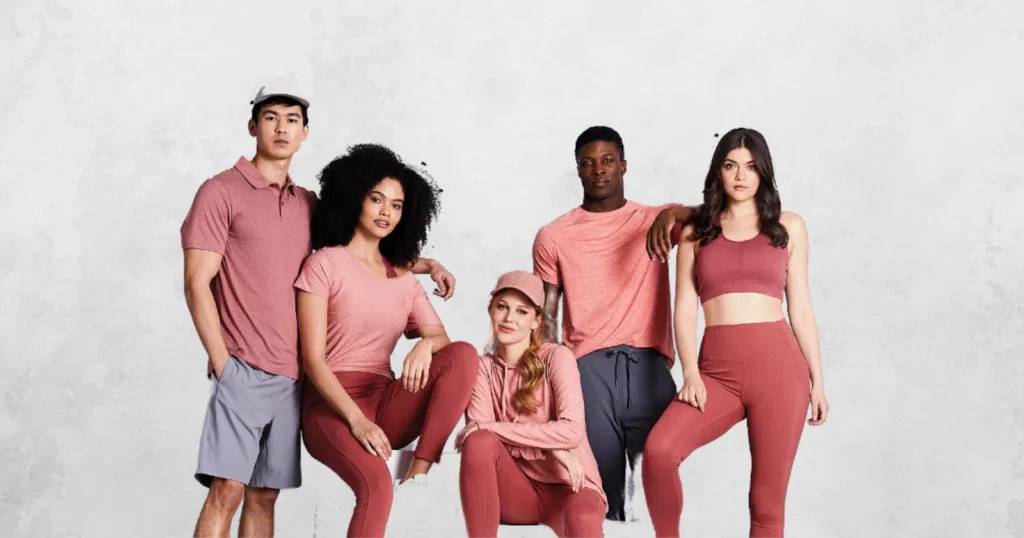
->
[2, 1, 1022, 536]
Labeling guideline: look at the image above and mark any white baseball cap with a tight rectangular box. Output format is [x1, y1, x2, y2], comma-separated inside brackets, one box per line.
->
[250, 84, 309, 109]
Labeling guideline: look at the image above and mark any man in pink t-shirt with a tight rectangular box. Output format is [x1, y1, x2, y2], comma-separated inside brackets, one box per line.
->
[532, 126, 694, 521]
[181, 87, 456, 537]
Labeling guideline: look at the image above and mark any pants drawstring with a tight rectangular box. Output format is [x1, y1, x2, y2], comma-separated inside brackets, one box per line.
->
[608, 347, 640, 408]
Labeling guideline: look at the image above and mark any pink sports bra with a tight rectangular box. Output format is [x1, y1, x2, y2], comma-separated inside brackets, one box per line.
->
[694, 219, 788, 303]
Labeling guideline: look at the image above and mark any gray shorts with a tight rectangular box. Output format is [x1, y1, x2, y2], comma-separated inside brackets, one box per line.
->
[195, 356, 302, 489]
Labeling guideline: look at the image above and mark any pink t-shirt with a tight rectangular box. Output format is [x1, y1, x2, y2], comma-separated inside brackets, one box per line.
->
[180, 157, 316, 380]
[293, 246, 442, 379]
[533, 201, 681, 365]
[466, 343, 606, 502]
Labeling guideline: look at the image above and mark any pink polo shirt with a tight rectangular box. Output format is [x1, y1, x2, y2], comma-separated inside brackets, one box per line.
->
[180, 157, 316, 380]
[533, 201, 681, 365]
[293, 246, 442, 379]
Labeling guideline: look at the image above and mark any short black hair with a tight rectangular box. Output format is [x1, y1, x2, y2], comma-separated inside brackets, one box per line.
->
[574, 126, 624, 160]
[312, 144, 441, 267]
[251, 96, 309, 126]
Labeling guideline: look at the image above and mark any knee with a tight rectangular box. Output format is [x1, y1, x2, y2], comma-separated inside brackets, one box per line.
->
[208, 478, 245, 510]
[244, 487, 279, 511]
[643, 429, 684, 470]
[564, 493, 607, 537]
[354, 467, 394, 507]
[439, 341, 479, 381]
[460, 430, 501, 466]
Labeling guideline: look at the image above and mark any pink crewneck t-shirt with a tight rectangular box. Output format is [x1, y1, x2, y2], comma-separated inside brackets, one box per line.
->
[293, 246, 442, 379]
[532, 201, 681, 365]
[466, 343, 606, 502]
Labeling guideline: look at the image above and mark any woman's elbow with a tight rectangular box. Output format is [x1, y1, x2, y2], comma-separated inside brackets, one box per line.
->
[561, 422, 585, 448]
[787, 307, 816, 330]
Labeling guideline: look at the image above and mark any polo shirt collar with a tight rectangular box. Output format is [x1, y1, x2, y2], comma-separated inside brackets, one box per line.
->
[234, 157, 296, 192]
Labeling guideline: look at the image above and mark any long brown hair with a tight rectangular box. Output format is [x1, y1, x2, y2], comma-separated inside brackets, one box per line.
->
[487, 295, 547, 415]
[691, 128, 789, 248]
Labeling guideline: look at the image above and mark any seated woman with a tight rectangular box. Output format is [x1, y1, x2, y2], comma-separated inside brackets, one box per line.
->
[295, 144, 477, 538]
[456, 271, 607, 538]
[642, 128, 830, 537]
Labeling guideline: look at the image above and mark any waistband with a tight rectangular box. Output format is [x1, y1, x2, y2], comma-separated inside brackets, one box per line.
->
[700, 319, 799, 363]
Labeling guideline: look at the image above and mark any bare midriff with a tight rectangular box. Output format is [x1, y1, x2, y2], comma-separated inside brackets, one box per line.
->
[702, 292, 785, 327]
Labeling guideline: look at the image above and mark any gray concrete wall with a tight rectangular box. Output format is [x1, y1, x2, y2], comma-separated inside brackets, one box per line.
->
[2, 1, 1022, 536]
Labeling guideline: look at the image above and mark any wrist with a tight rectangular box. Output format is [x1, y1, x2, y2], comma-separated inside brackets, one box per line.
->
[345, 412, 369, 428]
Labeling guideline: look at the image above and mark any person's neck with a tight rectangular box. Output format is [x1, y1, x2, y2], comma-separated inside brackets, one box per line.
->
[722, 199, 758, 220]
[496, 338, 531, 367]
[581, 194, 627, 213]
[346, 229, 383, 264]
[251, 152, 292, 188]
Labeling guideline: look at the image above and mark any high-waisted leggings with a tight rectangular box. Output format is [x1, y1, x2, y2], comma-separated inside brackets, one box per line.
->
[459, 430, 607, 538]
[643, 320, 810, 537]
[301, 341, 478, 538]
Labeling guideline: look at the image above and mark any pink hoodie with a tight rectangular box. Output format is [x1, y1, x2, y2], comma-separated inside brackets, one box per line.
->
[466, 343, 606, 502]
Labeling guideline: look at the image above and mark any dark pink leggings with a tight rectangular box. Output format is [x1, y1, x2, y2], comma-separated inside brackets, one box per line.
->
[643, 320, 810, 537]
[301, 341, 478, 538]
[460, 430, 606, 538]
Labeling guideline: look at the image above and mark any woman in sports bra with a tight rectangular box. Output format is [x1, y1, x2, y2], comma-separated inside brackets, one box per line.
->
[642, 128, 829, 537]
[294, 144, 477, 538]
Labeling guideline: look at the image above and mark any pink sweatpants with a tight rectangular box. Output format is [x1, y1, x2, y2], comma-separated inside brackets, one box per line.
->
[643, 320, 810, 537]
[459, 430, 606, 538]
[301, 341, 478, 538]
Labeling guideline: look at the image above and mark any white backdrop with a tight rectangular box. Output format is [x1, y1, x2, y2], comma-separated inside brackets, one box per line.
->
[2, 1, 1022, 536]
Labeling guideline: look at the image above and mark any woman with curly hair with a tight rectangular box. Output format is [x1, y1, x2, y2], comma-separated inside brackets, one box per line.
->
[642, 128, 830, 537]
[294, 144, 477, 538]
[454, 271, 607, 538]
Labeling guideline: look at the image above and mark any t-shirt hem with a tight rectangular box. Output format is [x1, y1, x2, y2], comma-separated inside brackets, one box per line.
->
[328, 365, 395, 381]
[231, 353, 301, 381]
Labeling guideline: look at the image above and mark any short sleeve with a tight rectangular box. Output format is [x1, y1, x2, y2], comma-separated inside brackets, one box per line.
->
[181, 180, 232, 254]
[405, 281, 442, 337]
[294, 250, 334, 298]
[532, 226, 560, 285]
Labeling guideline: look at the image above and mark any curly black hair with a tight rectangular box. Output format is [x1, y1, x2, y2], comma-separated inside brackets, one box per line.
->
[311, 144, 442, 267]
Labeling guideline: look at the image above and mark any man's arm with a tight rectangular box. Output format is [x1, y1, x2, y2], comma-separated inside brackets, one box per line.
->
[541, 282, 562, 344]
[407, 257, 455, 300]
[183, 248, 230, 378]
[646, 205, 697, 262]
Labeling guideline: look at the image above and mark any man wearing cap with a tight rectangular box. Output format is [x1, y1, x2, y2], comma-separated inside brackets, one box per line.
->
[531, 125, 694, 521]
[182, 87, 456, 537]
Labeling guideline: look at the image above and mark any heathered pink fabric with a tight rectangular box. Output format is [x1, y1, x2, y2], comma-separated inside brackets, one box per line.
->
[293, 246, 442, 379]
[465, 343, 606, 502]
[532, 201, 681, 365]
[180, 157, 316, 380]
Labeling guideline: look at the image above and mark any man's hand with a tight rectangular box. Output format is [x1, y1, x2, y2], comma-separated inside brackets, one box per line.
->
[428, 261, 455, 300]
[646, 208, 678, 263]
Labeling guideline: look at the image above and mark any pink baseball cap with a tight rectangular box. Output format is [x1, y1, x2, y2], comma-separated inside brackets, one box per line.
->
[490, 271, 545, 308]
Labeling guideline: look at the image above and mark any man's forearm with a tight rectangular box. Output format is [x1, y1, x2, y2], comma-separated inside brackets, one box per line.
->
[541, 283, 562, 343]
[673, 205, 695, 225]
[542, 316, 560, 343]
[409, 257, 437, 275]
[184, 282, 229, 365]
